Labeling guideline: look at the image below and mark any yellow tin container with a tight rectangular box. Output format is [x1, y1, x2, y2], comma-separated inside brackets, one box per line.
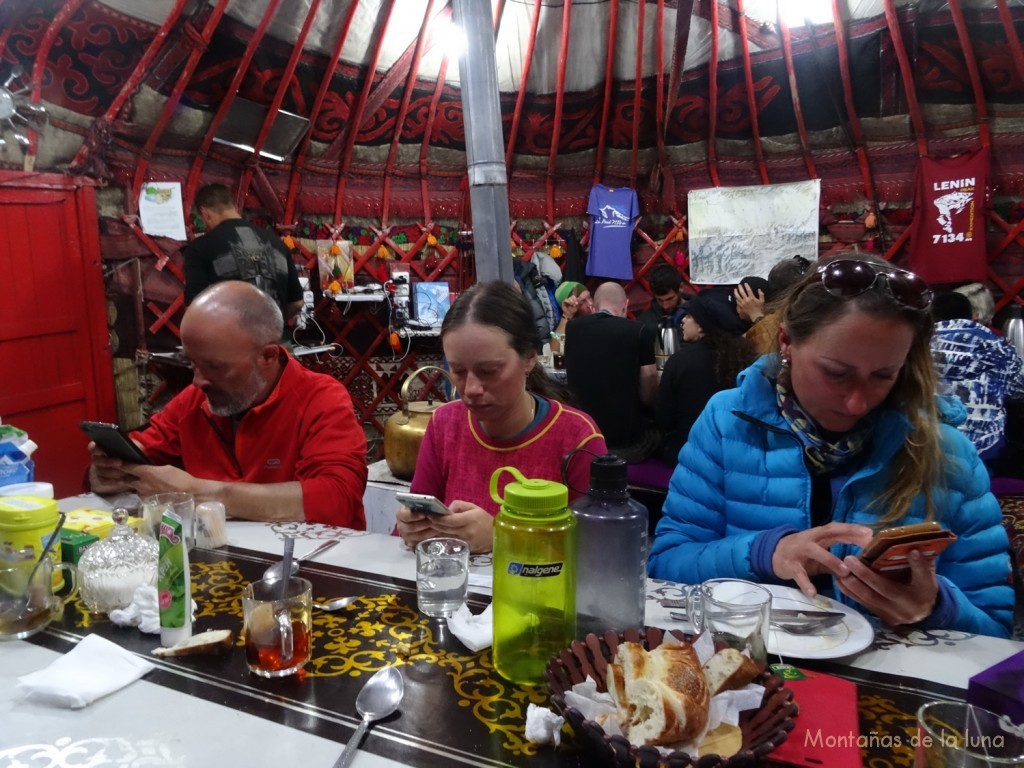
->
[0, 495, 63, 588]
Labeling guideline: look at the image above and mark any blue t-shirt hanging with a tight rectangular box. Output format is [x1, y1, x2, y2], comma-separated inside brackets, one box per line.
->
[586, 184, 639, 280]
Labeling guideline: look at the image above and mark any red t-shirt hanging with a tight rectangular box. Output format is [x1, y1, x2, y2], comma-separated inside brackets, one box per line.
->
[907, 147, 989, 283]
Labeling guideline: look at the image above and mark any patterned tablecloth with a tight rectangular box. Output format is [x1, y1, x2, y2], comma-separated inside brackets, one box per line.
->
[14, 532, 1022, 768]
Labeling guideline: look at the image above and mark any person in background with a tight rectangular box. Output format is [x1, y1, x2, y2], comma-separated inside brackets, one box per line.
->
[730, 275, 769, 326]
[551, 280, 594, 340]
[930, 291, 1024, 466]
[88, 281, 368, 527]
[738, 255, 815, 354]
[954, 282, 996, 327]
[656, 289, 755, 465]
[396, 281, 606, 554]
[649, 256, 1012, 637]
[637, 265, 686, 334]
[184, 183, 303, 321]
[565, 282, 660, 462]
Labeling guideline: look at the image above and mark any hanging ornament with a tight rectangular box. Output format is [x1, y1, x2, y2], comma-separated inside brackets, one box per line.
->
[282, 235, 296, 250]
[328, 280, 342, 295]
[377, 245, 390, 259]
[549, 245, 563, 259]
[863, 212, 877, 230]
[330, 242, 342, 256]
[427, 234, 438, 247]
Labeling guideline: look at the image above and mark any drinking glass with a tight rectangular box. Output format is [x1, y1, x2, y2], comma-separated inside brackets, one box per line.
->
[416, 537, 469, 618]
[242, 576, 312, 678]
[916, 701, 1024, 767]
[142, 492, 195, 550]
[686, 578, 771, 667]
[0, 555, 79, 640]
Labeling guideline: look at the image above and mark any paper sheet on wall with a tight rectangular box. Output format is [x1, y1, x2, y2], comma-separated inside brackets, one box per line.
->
[687, 180, 820, 284]
[138, 182, 187, 240]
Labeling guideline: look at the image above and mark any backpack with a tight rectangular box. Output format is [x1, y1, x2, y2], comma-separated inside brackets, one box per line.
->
[512, 258, 553, 349]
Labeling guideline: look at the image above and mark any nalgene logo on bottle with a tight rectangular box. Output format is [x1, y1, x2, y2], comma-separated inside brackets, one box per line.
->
[507, 561, 564, 577]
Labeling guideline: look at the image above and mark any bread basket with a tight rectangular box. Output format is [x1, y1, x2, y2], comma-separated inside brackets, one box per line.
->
[546, 627, 797, 768]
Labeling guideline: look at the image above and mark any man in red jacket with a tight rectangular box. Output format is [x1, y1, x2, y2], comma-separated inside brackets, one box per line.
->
[88, 281, 368, 528]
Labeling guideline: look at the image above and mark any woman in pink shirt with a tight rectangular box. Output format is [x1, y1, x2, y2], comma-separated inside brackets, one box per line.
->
[396, 281, 606, 553]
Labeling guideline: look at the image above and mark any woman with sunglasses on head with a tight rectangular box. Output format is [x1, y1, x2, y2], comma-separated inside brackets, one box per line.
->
[396, 281, 606, 554]
[649, 254, 1012, 637]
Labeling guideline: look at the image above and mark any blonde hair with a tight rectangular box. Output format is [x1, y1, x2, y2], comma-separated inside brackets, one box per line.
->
[953, 282, 995, 324]
[776, 256, 944, 526]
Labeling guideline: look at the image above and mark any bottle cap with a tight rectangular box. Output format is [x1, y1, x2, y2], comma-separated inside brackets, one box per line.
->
[588, 453, 629, 497]
[490, 466, 567, 514]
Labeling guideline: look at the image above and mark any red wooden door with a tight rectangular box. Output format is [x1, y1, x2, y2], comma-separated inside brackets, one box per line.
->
[0, 172, 115, 497]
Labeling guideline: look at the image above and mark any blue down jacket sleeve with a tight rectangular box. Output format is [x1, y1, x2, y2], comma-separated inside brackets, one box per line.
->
[648, 357, 1013, 638]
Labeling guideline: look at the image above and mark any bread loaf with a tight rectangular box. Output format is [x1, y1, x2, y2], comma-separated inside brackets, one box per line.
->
[702, 647, 761, 695]
[606, 641, 710, 746]
[607, 641, 648, 718]
[152, 629, 234, 657]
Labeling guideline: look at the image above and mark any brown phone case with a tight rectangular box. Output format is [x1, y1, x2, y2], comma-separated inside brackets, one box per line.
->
[859, 521, 956, 573]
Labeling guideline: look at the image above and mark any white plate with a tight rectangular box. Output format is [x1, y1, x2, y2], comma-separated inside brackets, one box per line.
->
[765, 584, 875, 660]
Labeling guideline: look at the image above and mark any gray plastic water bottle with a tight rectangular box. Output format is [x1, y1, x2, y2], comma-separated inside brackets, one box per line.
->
[569, 453, 648, 637]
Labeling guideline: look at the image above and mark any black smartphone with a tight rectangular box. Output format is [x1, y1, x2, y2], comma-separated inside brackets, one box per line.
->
[79, 421, 151, 464]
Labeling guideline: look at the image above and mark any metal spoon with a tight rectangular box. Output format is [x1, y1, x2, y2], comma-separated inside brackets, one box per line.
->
[332, 666, 405, 768]
[263, 538, 340, 582]
[23, 512, 66, 594]
[315, 596, 360, 612]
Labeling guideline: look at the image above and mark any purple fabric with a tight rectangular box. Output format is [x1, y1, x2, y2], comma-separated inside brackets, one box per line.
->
[992, 477, 1024, 496]
[627, 459, 673, 489]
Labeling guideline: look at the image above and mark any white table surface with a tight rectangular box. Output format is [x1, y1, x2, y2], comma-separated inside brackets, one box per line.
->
[3, 516, 1023, 766]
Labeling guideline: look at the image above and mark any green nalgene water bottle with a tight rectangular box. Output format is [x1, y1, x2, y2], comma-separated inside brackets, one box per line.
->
[490, 466, 576, 686]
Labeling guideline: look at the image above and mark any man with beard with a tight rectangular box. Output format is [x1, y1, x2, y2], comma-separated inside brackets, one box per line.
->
[87, 282, 368, 527]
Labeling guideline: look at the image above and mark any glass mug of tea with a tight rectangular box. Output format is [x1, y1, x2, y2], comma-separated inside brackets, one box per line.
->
[0, 554, 79, 641]
[242, 576, 312, 678]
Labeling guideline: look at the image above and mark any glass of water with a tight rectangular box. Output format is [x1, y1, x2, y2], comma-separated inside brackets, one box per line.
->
[416, 537, 469, 618]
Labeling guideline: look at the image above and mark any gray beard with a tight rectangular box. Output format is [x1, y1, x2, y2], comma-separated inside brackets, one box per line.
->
[206, 367, 268, 417]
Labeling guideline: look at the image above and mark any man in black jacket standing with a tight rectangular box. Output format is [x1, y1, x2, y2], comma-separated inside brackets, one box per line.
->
[184, 183, 303, 321]
[565, 282, 659, 462]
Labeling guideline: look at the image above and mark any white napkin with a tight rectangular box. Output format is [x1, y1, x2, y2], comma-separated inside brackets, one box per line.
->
[446, 603, 493, 651]
[109, 585, 161, 634]
[17, 634, 155, 709]
[525, 703, 566, 746]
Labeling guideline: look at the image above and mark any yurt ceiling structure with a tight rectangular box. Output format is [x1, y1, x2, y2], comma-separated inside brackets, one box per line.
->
[3, 0, 1024, 447]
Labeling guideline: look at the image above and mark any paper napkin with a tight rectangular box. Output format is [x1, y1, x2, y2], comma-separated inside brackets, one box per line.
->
[17, 634, 155, 709]
[525, 703, 566, 746]
[447, 603, 493, 651]
[109, 585, 161, 634]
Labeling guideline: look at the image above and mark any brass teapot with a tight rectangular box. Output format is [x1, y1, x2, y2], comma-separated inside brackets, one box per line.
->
[383, 366, 455, 480]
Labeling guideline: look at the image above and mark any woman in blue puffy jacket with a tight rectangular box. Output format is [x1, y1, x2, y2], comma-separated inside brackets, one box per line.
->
[649, 256, 1013, 638]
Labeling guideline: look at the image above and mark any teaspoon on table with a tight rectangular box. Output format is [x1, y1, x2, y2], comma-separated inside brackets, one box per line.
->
[315, 596, 360, 612]
[263, 538, 340, 582]
[332, 665, 405, 768]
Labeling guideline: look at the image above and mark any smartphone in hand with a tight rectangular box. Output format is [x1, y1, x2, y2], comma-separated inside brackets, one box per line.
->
[858, 521, 956, 574]
[395, 492, 451, 516]
[80, 421, 151, 464]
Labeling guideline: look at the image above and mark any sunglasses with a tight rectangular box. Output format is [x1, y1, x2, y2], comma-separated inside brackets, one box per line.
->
[816, 259, 932, 310]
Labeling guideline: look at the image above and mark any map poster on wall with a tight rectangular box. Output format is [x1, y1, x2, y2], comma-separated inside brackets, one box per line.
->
[687, 180, 820, 284]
